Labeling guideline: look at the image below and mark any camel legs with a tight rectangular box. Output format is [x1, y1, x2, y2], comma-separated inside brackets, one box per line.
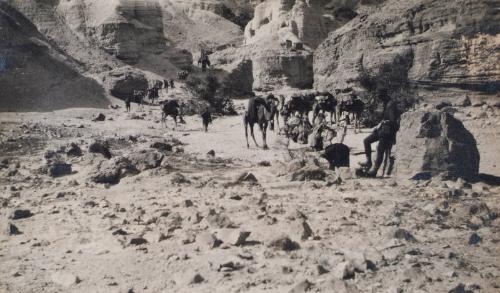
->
[250, 125, 259, 148]
[260, 122, 269, 150]
[244, 114, 252, 148]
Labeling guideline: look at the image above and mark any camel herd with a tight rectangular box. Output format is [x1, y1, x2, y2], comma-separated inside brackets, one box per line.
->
[244, 90, 365, 150]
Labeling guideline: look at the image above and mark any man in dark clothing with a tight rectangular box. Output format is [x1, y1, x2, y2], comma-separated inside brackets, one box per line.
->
[360, 99, 401, 177]
[125, 96, 131, 112]
[170, 79, 175, 88]
[201, 107, 212, 132]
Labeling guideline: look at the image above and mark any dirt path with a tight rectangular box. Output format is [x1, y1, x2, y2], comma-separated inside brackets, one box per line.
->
[0, 103, 499, 293]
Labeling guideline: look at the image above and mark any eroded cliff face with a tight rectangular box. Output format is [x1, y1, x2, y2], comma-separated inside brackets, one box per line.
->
[314, 0, 500, 101]
[212, 0, 360, 92]
[0, 2, 109, 111]
[6, 0, 249, 76]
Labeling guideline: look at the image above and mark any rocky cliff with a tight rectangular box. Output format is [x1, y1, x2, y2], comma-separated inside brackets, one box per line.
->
[314, 0, 500, 102]
[212, 0, 361, 92]
[5, 0, 249, 76]
[0, 2, 108, 111]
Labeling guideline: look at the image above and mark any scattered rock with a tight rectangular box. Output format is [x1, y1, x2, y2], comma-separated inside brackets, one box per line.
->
[90, 157, 139, 184]
[436, 101, 452, 110]
[128, 237, 148, 246]
[448, 283, 473, 293]
[127, 150, 164, 171]
[196, 232, 221, 249]
[171, 173, 190, 185]
[207, 150, 215, 157]
[66, 142, 82, 157]
[5, 222, 21, 235]
[190, 274, 205, 284]
[453, 96, 472, 107]
[184, 199, 193, 207]
[258, 161, 271, 167]
[51, 272, 81, 288]
[333, 261, 355, 280]
[143, 231, 166, 244]
[289, 279, 313, 293]
[468, 233, 482, 245]
[216, 229, 251, 246]
[206, 209, 237, 228]
[88, 141, 112, 159]
[92, 113, 106, 122]
[268, 235, 300, 251]
[150, 142, 172, 152]
[48, 163, 72, 177]
[393, 228, 417, 242]
[11, 209, 33, 220]
[289, 166, 327, 182]
[235, 172, 258, 183]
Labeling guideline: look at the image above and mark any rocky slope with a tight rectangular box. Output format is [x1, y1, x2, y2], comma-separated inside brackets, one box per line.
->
[314, 0, 500, 102]
[212, 0, 362, 92]
[0, 2, 109, 111]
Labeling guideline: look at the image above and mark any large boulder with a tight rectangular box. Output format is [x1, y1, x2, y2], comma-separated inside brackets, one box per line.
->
[103, 67, 148, 101]
[394, 109, 480, 181]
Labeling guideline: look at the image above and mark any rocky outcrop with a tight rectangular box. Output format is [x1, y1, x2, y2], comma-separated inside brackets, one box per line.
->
[6, 0, 248, 76]
[394, 109, 480, 181]
[102, 67, 148, 101]
[0, 2, 109, 111]
[314, 0, 500, 102]
[213, 0, 360, 92]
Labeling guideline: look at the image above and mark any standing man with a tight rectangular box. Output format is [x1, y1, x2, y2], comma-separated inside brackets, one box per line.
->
[359, 98, 401, 177]
[125, 96, 131, 112]
[200, 106, 212, 132]
[170, 79, 175, 89]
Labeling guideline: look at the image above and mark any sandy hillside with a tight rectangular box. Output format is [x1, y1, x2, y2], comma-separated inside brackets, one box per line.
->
[0, 100, 499, 293]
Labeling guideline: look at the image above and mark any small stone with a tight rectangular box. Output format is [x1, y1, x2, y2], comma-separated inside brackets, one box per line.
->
[333, 261, 355, 280]
[196, 232, 221, 249]
[394, 228, 416, 242]
[11, 209, 33, 220]
[128, 237, 148, 246]
[150, 142, 172, 152]
[88, 141, 112, 159]
[207, 150, 215, 157]
[268, 235, 300, 251]
[51, 272, 81, 288]
[48, 163, 72, 177]
[66, 142, 82, 157]
[468, 233, 482, 245]
[92, 113, 106, 122]
[317, 265, 329, 275]
[184, 199, 193, 207]
[236, 172, 258, 183]
[216, 229, 251, 246]
[6, 223, 21, 235]
[143, 232, 166, 244]
[190, 274, 204, 284]
[289, 279, 313, 293]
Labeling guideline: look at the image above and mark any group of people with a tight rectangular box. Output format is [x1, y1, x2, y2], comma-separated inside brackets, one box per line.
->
[265, 89, 402, 178]
[125, 79, 176, 112]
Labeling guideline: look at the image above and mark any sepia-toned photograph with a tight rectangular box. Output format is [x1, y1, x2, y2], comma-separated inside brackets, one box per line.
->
[0, 0, 499, 292]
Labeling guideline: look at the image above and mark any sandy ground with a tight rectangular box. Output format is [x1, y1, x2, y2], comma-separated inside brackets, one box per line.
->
[0, 101, 499, 293]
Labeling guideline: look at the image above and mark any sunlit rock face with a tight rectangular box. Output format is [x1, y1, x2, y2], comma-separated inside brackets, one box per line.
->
[314, 0, 500, 101]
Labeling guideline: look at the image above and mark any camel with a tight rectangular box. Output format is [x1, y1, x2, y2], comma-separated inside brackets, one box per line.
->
[244, 96, 272, 150]
[312, 92, 338, 124]
[264, 95, 280, 131]
[281, 92, 316, 124]
[337, 97, 364, 133]
[161, 100, 180, 129]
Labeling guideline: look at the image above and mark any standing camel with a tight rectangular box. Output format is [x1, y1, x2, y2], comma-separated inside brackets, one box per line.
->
[312, 92, 338, 124]
[337, 97, 364, 133]
[161, 100, 180, 129]
[244, 97, 272, 149]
